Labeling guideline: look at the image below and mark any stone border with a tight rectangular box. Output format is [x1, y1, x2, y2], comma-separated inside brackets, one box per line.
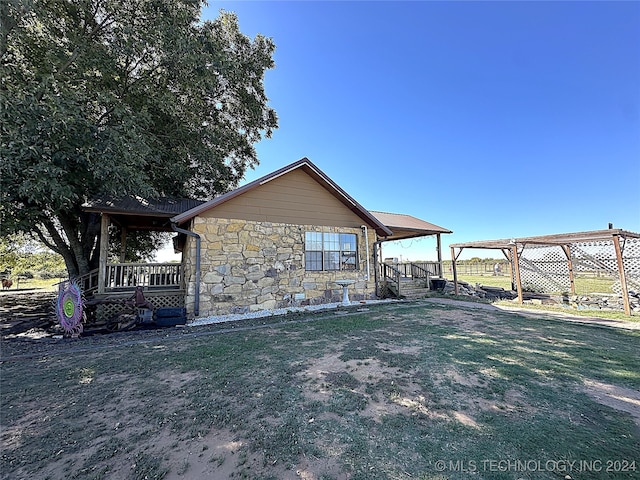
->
[188, 299, 396, 327]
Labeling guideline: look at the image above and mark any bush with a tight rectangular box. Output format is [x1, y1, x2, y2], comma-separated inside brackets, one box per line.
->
[37, 270, 67, 280]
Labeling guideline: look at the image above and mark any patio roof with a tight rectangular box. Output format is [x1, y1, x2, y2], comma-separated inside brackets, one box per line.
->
[370, 211, 452, 241]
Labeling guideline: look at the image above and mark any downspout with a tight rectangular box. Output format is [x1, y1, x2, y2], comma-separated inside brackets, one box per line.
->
[171, 222, 201, 317]
[361, 225, 370, 281]
[373, 241, 381, 298]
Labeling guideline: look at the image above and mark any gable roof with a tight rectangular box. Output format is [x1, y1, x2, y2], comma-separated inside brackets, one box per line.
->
[171, 158, 394, 237]
[370, 211, 452, 241]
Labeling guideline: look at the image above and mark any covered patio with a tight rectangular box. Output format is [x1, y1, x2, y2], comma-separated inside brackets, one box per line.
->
[371, 211, 452, 297]
[81, 196, 204, 319]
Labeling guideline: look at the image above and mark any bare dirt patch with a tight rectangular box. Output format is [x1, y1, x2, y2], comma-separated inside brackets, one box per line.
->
[582, 379, 640, 428]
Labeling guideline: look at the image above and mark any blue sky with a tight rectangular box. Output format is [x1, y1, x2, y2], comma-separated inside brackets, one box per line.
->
[202, 1, 640, 261]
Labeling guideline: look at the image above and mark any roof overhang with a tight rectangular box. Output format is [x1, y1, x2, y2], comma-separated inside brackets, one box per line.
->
[370, 211, 452, 242]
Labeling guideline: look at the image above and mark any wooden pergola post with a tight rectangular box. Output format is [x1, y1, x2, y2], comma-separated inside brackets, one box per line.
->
[450, 246, 460, 295]
[511, 244, 524, 305]
[97, 214, 110, 294]
[612, 234, 631, 316]
[561, 245, 576, 294]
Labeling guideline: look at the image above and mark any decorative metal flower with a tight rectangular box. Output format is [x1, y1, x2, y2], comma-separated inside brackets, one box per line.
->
[56, 281, 84, 336]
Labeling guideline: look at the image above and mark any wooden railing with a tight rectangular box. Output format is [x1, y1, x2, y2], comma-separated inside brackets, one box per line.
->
[412, 262, 441, 278]
[382, 263, 402, 297]
[410, 263, 431, 285]
[73, 268, 100, 295]
[381, 262, 443, 297]
[105, 263, 182, 290]
[387, 262, 441, 279]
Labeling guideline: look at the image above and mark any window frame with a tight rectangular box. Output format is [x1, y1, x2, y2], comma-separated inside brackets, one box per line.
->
[305, 232, 359, 272]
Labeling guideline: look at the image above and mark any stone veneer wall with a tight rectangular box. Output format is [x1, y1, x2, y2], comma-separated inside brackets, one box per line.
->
[183, 217, 377, 318]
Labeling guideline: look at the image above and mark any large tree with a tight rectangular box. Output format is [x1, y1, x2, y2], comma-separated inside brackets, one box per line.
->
[0, 0, 277, 277]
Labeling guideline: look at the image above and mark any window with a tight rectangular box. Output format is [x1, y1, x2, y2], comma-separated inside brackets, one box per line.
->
[305, 232, 358, 271]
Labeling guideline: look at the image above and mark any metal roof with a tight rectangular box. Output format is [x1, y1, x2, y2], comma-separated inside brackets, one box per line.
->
[82, 195, 205, 230]
[83, 196, 205, 217]
[450, 229, 640, 250]
[371, 211, 452, 237]
[82, 162, 454, 241]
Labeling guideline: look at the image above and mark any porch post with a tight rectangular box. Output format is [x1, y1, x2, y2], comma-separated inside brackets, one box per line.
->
[436, 233, 443, 277]
[97, 214, 110, 294]
[373, 242, 379, 298]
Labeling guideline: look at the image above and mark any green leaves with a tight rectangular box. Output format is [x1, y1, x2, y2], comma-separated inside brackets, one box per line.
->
[1, 0, 277, 275]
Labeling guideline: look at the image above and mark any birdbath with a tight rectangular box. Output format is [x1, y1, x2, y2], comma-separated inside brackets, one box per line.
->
[335, 279, 356, 306]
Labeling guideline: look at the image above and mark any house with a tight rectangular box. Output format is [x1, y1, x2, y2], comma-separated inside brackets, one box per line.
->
[83, 158, 452, 321]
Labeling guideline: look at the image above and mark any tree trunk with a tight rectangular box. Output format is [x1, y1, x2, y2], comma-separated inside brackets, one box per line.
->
[39, 213, 102, 278]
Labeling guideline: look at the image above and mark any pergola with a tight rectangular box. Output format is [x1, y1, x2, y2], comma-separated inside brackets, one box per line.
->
[450, 228, 640, 316]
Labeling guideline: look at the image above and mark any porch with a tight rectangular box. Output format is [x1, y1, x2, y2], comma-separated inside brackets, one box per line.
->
[380, 261, 444, 298]
[77, 262, 185, 323]
[80, 196, 204, 323]
[370, 211, 452, 299]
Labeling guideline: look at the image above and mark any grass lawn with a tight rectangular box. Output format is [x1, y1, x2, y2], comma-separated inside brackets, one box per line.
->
[2, 302, 639, 479]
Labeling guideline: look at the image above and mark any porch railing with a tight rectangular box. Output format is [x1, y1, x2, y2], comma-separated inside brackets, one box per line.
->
[73, 268, 100, 295]
[105, 263, 182, 290]
[382, 263, 402, 297]
[410, 263, 431, 286]
[390, 262, 442, 279]
[381, 261, 443, 297]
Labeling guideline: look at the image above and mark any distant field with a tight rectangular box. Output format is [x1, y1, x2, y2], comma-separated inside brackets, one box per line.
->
[3, 278, 61, 292]
[454, 274, 513, 290]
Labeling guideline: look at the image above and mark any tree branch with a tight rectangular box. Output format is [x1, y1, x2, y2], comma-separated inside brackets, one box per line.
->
[35, 10, 117, 101]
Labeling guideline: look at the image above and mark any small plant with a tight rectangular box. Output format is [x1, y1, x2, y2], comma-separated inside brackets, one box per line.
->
[176, 459, 189, 475]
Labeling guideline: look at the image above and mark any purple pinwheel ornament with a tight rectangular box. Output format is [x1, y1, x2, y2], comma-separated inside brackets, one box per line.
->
[56, 281, 84, 336]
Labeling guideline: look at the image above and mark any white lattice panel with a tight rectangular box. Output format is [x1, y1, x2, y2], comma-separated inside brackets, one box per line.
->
[571, 239, 640, 295]
[513, 238, 639, 296]
[518, 245, 570, 293]
[94, 291, 185, 322]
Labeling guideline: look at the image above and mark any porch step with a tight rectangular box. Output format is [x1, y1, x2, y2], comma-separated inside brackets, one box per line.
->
[398, 281, 430, 300]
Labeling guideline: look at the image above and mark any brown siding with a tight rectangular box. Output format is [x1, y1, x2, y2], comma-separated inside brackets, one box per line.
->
[201, 169, 365, 227]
